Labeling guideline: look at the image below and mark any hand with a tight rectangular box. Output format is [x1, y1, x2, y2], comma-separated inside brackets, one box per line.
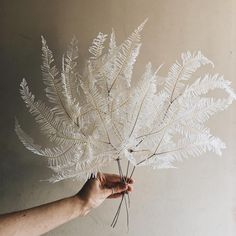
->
[76, 173, 134, 215]
[0, 173, 134, 236]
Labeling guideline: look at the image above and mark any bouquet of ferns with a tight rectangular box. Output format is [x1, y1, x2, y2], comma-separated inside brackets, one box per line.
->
[15, 19, 236, 227]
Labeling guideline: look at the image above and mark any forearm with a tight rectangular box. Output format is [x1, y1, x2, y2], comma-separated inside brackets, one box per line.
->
[0, 173, 133, 236]
[0, 196, 88, 236]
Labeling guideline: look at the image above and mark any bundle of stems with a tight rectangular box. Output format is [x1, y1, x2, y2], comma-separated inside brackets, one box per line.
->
[111, 160, 136, 229]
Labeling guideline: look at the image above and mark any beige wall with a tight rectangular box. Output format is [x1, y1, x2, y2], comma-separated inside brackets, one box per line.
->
[1, 0, 236, 235]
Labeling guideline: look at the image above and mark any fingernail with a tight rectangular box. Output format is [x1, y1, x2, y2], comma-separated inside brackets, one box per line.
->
[128, 179, 134, 183]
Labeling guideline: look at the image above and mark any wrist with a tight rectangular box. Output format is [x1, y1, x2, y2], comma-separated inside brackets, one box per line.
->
[73, 195, 91, 216]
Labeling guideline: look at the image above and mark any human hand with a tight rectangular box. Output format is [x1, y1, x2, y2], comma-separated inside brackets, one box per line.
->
[76, 173, 134, 215]
[0, 173, 133, 236]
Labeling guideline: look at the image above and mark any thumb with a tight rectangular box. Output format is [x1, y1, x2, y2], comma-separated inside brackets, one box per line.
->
[107, 183, 128, 196]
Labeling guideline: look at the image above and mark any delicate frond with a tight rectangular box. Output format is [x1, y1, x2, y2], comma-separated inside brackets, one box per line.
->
[41, 36, 74, 124]
[16, 22, 235, 182]
[109, 28, 117, 54]
[19, 78, 84, 145]
[89, 32, 107, 60]
[165, 51, 214, 101]
[61, 36, 82, 122]
[123, 63, 158, 138]
[48, 154, 113, 182]
[15, 118, 81, 163]
[183, 73, 236, 106]
[15, 118, 44, 156]
[104, 19, 148, 90]
[62, 36, 80, 101]
[140, 133, 226, 168]
[180, 97, 233, 124]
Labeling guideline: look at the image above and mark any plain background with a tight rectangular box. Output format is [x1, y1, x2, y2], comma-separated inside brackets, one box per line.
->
[0, 0, 236, 235]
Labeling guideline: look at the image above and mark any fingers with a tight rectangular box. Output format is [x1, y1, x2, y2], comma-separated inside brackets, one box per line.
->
[103, 173, 122, 182]
[103, 173, 134, 184]
[127, 184, 133, 192]
[113, 182, 128, 194]
[108, 185, 133, 199]
[108, 193, 123, 199]
[100, 173, 135, 198]
[105, 182, 127, 197]
[107, 182, 134, 198]
[125, 177, 134, 184]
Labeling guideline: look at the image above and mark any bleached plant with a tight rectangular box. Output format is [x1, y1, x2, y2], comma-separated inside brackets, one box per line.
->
[15, 19, 236, 227]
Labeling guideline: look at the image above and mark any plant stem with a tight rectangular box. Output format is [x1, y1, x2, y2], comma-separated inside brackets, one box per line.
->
[129, 165, 136, 179]
[111, 159, 130, 229]
[125, 161, 131, 207]
[124, 193, 129, 232]
[111, 194, 124, 227]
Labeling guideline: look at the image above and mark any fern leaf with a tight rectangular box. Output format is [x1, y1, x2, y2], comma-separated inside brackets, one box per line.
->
[141, 133, 225, 167]
[80, 80, 112, 143]
[61, 36, 81, 122]
[181, 97, 233, 123]
[109, 28, 117, 54]
[105, 19, 148, 90]
[20, 78, 84, 145]
[15, 119, 83, 168]
[165, 51, 214, 101]
[62, 36, 80, 101]
[89, 32, 107, 60]
[41, 36, 74, 124]
[123, 63, 159, 138]
[16, 24, 236, 182]
[15, 119, 77, 158]
[48, 153, 113, 182]
[15, 118, 44, 156]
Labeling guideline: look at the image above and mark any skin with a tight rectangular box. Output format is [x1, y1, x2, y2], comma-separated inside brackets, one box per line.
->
[0, 173, 134, 236]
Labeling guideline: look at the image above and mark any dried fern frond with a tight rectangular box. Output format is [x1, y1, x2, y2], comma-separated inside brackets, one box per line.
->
[16, 20, 236, 182]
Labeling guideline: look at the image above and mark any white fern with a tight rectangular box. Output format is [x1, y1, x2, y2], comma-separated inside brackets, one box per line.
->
[15, 20, 236, 183]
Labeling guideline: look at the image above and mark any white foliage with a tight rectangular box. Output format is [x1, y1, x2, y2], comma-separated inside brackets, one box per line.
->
[16, 20, 236, 181]
[89, 32, 107, 60]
